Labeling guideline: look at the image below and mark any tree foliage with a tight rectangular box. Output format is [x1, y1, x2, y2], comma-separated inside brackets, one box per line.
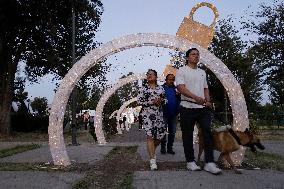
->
[244, 0, 284, 107]
[117, 72, 139, 103]
[0, 0, 104, 134]
[208, 18, 262, 112]
[30, 97, 48, 116]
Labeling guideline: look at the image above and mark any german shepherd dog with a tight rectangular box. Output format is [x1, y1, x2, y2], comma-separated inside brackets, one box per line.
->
[197, 127, 265, 174]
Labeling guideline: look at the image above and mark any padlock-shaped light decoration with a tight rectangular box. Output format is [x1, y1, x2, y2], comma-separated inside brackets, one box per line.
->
[176, 2, 219, 48]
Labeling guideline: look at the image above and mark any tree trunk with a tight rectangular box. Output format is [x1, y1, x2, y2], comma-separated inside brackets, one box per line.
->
[0, 38, 16, 135]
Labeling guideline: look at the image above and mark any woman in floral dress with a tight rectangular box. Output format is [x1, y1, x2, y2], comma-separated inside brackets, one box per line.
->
[137, 69, 167, 170]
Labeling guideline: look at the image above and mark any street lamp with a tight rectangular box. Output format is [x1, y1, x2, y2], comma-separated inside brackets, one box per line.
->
[70, 0, 79, 146]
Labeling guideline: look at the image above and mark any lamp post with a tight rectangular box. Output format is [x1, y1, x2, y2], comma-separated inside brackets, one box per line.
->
[70, 0, 79, 145]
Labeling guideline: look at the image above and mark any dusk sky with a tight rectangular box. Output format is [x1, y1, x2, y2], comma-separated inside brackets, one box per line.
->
[24, 0, 273, 104]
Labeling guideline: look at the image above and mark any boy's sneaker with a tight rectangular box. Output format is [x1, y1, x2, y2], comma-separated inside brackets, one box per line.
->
[204, 163, 222, 175]
[186, 161, 201, 171]
[150, 159, 157, 170]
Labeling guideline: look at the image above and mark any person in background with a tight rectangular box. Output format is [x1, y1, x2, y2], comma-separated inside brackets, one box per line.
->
[176, 48, 221, 175]
[137, 69, 167, 170]
[83, 111, 90, 130]
[160, 74, 180, 155]
[89, 115, 97, 142]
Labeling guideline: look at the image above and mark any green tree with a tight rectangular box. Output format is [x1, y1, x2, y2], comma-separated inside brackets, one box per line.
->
[103, 91, 122, 135]
[30, 97, 49, 116]
[245, 0, 284, 107]
[87, 86, 103, 110]
[117, 72, 139, 103]
[0, 0, 104, 134]
[13, 76, 29, 113]
[208, 18, 262, 113]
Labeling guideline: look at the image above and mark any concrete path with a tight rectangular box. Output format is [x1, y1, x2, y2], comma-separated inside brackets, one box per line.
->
[0, 124, 284, 189]
[262, 140, 284, 157]
[133, 170, 284, 189]
[0, 171, 84, 189]
[0, 142, 113, 189]
[113, 125, 284, 189]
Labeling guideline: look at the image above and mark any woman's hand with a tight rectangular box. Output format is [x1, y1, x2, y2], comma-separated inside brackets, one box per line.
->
[153, 97, 164, 107]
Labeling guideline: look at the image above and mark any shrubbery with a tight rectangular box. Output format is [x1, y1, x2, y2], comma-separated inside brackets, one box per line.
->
[11, 113, 49, 132]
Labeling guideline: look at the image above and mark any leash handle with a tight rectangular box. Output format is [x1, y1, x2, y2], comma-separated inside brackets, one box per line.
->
[181, 99, 229, 125]
[181, 99, 211, 108]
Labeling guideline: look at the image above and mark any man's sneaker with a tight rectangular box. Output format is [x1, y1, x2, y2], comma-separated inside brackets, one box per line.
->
[150, 159, 157, 170]
[204, 163, 222, 175]
[187, 161, 201, 171]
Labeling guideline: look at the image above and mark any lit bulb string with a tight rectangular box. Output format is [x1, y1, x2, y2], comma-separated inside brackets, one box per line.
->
[49, 33, 248, 166]
[95, 74, 164, 136]
[109, 110, 118, 119]
[116, 97, 138, 133]
[94, 74, 145, 136]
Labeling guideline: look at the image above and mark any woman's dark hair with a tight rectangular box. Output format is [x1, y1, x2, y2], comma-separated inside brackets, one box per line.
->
[146, 69, 158, 85]
[147, 69, 157, 77]
[165, 73, 175, 81]
[185, 48, 199, 65]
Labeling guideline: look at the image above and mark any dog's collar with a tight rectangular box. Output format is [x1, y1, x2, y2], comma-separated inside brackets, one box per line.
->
[228, 129, 242, 145]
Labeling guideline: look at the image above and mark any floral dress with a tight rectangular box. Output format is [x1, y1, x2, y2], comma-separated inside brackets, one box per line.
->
[137, 84, 167, 140]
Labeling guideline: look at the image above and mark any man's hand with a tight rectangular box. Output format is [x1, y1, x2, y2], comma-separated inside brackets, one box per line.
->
[194, 96, 205, 105]
[204, 101, 212, 108]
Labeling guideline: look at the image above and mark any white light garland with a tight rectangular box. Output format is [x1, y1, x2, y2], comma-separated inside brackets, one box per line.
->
[49, 33, 248, 166]
[94, 74, 145, 135]
[109, 110, 118, 119]
[115, 97, 138, 133]
[100, 74, 163, 135]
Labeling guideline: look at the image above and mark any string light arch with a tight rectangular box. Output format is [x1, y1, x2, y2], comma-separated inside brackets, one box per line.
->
[95, 74, 145, 135]
[115, 97, 138, 132]
[49, 33, 248, 166]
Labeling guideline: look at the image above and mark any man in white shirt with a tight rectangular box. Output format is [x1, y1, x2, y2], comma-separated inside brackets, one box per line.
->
[176, 48, 221, 175]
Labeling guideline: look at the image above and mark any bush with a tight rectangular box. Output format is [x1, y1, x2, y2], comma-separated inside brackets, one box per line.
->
[103, 115, 118, 138]
[11, 113, 49, 132]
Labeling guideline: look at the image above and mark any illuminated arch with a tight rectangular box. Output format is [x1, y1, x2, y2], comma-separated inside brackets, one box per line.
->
[115, 97, 138, 132]
[49, 33, 248, 166]
[99, 74, 163, 134]
[109, 110, 118, 119]
[94, 74, 145, 135]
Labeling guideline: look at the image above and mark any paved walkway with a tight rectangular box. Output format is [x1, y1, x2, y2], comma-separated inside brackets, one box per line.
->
[133, 170, 284, 189]
[112, 125, 284, 189]
[0, 171, 84, 189]
[0, 124, 284, 189]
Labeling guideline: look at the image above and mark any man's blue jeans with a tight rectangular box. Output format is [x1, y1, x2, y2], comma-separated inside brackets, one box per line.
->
[180, 107, 214, 163]
[161, 116, 177, 151]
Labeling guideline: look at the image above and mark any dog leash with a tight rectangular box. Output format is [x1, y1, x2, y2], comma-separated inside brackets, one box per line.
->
[181, 99, 242, 145]
[181, 99, 228, 124]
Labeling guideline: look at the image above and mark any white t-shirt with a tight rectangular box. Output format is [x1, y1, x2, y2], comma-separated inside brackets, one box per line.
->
[176, 65, 208, 108]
